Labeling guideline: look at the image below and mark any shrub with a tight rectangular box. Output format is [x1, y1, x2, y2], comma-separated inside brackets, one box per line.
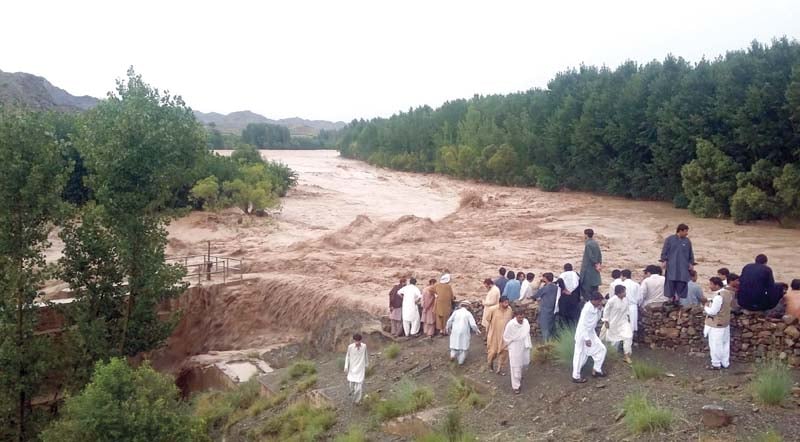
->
[531, 342, 555, 364]
[448, 376, 485, 408]
[288, 360, 317, 379]
[193, 378, 280, 431]
[631, 360, 664, 380]
[373, 379, 434, 421]
[41, 358, 205, 442]
[297, 375, 318, 392]
[416, 409, 477, 442]
[335, 426, 367, 442]
[622, 393, 673, 433]
[553, 326, 575, 366]
[252, 401, 335, 441]
[751, 360, 793, 405]
[190, 175, 221, 210]
[384, 343, 401, 360]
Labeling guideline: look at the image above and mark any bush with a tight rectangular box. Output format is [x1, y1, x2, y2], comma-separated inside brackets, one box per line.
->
[622, 393, 673, 433]
[416, 409, 478, 442]
[448, 376, 485, 408]
[252, 401, 335, 441]
[553, 326, 575, 366]
[190, 175, 220, 210]
[373, 379, 434, 421]
[193, 378, 285, 432]
[681, 139, 740, 218]
[631, 360, 664, 380]
[41, 358, 205, 442]
[335, 426, 367, 442]
[297, 375, 318, 392]
[531, 342, 555, 364]
[751, 360, 793, 405]
[384, 343, 401, 360]
[288, 360, 317, 379]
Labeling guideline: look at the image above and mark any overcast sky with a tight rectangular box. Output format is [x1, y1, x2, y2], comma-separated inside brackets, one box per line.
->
[2, 0, 798, 122]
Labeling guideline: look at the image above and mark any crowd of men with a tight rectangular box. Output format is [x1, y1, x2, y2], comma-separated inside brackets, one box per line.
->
[344, 224, 800, 401]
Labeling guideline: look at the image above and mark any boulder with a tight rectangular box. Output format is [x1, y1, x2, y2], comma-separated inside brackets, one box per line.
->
[701, 405, 733, 429]
[782, 315, 798, 325]
[784, 326, 800, 339]
[382, 407, 448, 438]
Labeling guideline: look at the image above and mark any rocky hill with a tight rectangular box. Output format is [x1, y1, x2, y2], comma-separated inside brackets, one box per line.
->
[0, 69, 99, 112]
[194, 110, 345, 136]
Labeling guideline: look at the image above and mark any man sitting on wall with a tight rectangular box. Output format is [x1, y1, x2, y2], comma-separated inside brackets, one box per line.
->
[738, 254, 785, 311]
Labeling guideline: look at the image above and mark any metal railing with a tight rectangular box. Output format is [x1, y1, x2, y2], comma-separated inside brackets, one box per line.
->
[166, 246, 244, 285]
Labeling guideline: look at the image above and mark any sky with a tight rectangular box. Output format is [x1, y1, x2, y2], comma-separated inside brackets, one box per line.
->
[2, 0, 798, 122]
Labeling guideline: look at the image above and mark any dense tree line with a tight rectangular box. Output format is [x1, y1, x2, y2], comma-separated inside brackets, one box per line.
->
[0, 69, 296, 440]
[206, 123, 338, 150]
[337, 38, 800, 225]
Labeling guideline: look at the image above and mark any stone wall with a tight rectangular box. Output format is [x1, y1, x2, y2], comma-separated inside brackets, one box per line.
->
[464, 301, 800, 367]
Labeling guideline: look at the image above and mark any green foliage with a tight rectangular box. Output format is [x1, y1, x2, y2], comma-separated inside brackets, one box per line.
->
[336, 39, 800, 223]
[296, 375, 318, 392]
[241, 122, 291, 148]
[334, 426, 367, 442]
[221, 163, 278, 214]
[622, 393, 673, 434]
[190, 176, 221, 210]
[372, 379, 434, 421]
[287, 360, 317, 379]
[750, 359, 793, 405]
[41, 358, 205, 442]
[754, 429, 784, 442]
[192, 378, 285, 433]
[206, 124, 225, 149]
[448, 376, 485, 408]
[230, 143, 263, 164]
[774, 164, 800, 225]
[251, 401, 335, 441]
[553, 326, 576, 366]
[631, 360, 664, 380]
[0, 108, 70, 440]
[531, 341, 555, 364]
[383, 343, 401, 360]
[416, 409, 477, 442]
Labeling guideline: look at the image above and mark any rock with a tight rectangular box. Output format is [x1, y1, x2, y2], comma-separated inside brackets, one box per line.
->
[701, 405, 733, 429]
[382, 407, 447, 438]
[783, 315, 798, 325]
[784, 325, 800, 339]
[741, 332, 754, 339]
[786, 339, 795, 348]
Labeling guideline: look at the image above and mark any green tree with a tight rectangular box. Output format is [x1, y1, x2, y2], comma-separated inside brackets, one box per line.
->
[774, 163, 800, 225]
[190, 176, 220, 210]
[222, 163, 278, 214]
[681, 139, 740, 217]
[206, 123, 224, 149]
[0, 109, 69, 441]
[230, 143, 263, 164]
[41, 358, 205, 442]
[77, 68, 203, 355]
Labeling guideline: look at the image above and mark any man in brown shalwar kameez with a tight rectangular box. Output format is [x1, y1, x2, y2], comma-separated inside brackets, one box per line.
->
[484, 296, 513, 375]
[421, 278, 437, 337]
[434, 273, 455, 336]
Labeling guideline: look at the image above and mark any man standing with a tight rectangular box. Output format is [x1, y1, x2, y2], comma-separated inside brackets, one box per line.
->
[660, 223, 695, 303]
[481, 278, 501, 328]
[519, 272, 532, 302]
[640, 265, 668, 306]
[446, 300, 480, 365]
[620, 269, 641, 337]
[557, 264, 581, 328]
[704, 277, 733, 370]
[682, 270, 706, 307]
[502, 269, 521, 302]
[738, 254, 785, 311]
[494, 267, 508, 294]
[344, 333, 368, 404]
[421, 278, 437, 338]
[580, 229, 602, 300]
[503, 308, 532, 394]
[608, 269, 623, 300]
[572, 291, 606, 383]
[399, 277, 422, 337]
[434, 274, 455, 336]
[484, 296, 514, 375]
[388, 278, 406, 336]
[531, 272, 558, 341]
[603, 285, 634, 364]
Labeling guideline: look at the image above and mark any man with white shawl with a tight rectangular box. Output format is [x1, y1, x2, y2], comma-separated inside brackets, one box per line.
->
[503, 308, 532, 394]
[704, 277, 733, 369]
[602, 285, 634, 364]
[572, 291, 606, 383]
[620, 269, 641, 337]
[399, 277, 422, 337]
[446, 300, 480, 365]
[344, 333, 368, 404]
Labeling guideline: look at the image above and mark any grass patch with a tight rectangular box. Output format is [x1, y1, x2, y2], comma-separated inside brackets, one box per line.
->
[754, 429, 784, 442]
[287, 360, 317, 379]
[366, 364, 376, 378]
[553, 326, 576, 366]
[384, 343, 401, 360]
[631, 360, 664, 380]
[448, 376, 485, 408]
[334, 425, 367, 442]
[336, 356, 346, 370]
[251, 401, 336, 441]
[193, 378, 285, 432]
[531, 341, 554, 364]
[622, 393, 673, 433]
[417, 409, 477, 442]
[297, 374, 318, 392]
[373, 378, 434, 421]
[751, 359, 793, 405]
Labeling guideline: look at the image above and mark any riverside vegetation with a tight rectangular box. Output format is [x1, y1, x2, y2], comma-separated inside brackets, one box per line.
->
[337, 38, 800, 226]
[0, 69, 296, 441]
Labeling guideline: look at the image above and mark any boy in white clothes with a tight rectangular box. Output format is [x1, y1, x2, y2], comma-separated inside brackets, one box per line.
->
[620, 269, 641, 338]
[704, 277, 733, 370]
[602, 285, 634, 364]
[572, 291, 606, 383]
[344, 333, 369, 403]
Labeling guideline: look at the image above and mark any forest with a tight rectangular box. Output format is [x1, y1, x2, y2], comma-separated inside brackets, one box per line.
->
[337, 38, 800, 225]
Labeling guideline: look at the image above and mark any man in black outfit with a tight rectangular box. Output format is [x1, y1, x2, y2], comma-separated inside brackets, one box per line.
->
[738, 254, 785, 311]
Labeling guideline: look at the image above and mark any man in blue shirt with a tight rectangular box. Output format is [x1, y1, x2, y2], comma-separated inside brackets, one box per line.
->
[494, 267, 508, 293]
[502, 270, 521, 302]
[532, 273, 558, 341]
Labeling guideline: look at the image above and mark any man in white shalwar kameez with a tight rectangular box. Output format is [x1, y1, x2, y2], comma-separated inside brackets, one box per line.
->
[446, 301, 480, 365]
[620, 269, 641, 336]
[703, 277, 733, 369]
[503, 309, 532, 394]
[344, 334, 368, 403]
[572, 292, 606, 383]
[602, 285, 634, 364]
[399, 278, 422, 337]
[608, 269, 623, 299]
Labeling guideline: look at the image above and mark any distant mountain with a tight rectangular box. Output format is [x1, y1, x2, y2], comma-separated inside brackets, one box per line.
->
[0, 69, 99, 112]
[194, 110, 345, 136]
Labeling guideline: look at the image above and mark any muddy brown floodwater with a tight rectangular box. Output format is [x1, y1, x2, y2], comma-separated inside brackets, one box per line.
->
[155, 150, 800, 374]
